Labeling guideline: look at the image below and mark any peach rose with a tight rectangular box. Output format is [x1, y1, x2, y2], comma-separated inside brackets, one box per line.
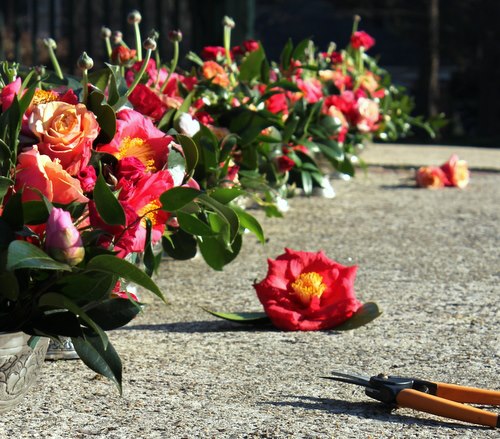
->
[356, 97, 380, 133]
[415, 166, 448, 189]
[15, 146, 88, 204]
[28, 101, 99, 175]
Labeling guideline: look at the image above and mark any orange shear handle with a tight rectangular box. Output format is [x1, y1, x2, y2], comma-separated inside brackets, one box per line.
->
[435, 382, 500, 405]
[396, 388, 499, 428]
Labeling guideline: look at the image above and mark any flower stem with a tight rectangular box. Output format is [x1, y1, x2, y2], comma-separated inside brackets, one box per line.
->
[125, 48, 152, 97]
[81, 68, 89, 104]
[160, 41, 179, 93]
[134, 22, 142, 61]
[105, 37, 112, 60]
[223, 25, 237, 87]
[48, 46, 63, 80]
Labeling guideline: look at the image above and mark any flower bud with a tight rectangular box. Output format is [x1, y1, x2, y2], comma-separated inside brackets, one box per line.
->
[354, 14, 361, 24]
[127, 9, 142, 24]
[45, 208, 84, 266]
[168, 29, 183, 42]
[43, 38, 57, 50]
[143, 37, 157, 51]
[223, 16, 235, 28]
[112, 31, 123, 45]
[149, 29, 160, 40]
[34, 65, 46, 76]
[77, 52, 94, 70]
[101, 26, 112, 39]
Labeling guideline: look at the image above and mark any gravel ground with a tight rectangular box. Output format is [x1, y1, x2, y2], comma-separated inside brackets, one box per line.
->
[1, 145, 499, 438]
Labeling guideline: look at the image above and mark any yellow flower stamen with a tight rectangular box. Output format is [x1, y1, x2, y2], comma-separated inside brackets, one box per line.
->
[31, 89, 59, 106]
[118, 137, 156, 172]
[291, 272, 326, 305]
[137, 199, 162, 227]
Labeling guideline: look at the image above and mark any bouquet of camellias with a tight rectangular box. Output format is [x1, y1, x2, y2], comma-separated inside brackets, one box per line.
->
[0, 28, 264, 390]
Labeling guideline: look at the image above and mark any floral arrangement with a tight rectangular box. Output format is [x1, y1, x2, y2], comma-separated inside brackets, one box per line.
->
[0, 10, 435, 391]
[0, 29, 263, 389]
[416, 155, 470, 189]
[206, 249, 381, 331]
[110, 13, 441, 214]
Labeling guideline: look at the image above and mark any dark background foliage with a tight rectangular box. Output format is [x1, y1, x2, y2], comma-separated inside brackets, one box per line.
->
[1, 0, 499, 146]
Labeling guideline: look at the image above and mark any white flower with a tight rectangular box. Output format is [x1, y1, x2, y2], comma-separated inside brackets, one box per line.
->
[178, 113, 200, 137]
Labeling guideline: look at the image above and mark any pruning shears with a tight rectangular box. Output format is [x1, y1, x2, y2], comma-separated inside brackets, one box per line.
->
[323, 371, 500, 428]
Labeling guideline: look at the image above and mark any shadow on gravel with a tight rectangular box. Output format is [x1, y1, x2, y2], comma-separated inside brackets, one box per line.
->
[262, 395, 489, 430]
[121, 320, 274, 333]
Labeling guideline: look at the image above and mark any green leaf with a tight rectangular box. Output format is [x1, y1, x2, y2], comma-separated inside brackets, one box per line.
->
[210, 187, 243, 204]
[334, 303, 382, 331]
[86, 255, 165, 302]
[316, 140, 344, 162]
[87, 68, 111, 93]
[197, 233, 242, 270]
[301, 171, 313, 195]
[229, 109, 272, 146]
[239, 45, 266, 82]
[203, 308, 271, 325]
[6, 241, 71, 271]
[291, 38, 311, 61]
[162, 229, 198, 260]
[197, 194, 240, 242]
[0, 176, 13, 200]
[233, 207, 265, 244]
[280, 38, 293, 70]
[160, 187, 200, 212]
[174, 91, 194, 121]
[54, 271, 117, 303]
[72, 329, 122, 394]
[86, 298, 142, 331]
[87, 90, 116, 144]
[93, 172, 126, 226]
[176, 134, 199, 176]
[22, 200, 50, 225]
[177, 211, 216, 236]
[1, 191, 23, 230]
[38, 292, 109, 350]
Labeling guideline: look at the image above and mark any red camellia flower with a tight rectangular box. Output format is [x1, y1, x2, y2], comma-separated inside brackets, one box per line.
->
[254, 249, 362, 331]
[201, 46, 226, 61]
[350, 31, 375, 50]
[276, 155, 296, 173]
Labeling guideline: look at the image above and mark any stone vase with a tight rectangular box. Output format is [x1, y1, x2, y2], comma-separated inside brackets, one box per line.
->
[0, 332, 49, 413]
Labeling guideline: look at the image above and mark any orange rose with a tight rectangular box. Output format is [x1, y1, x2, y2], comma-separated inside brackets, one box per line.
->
[202, 61, 230, 87]
[15, 146, 88, 204]
[28, 101, 99, 175]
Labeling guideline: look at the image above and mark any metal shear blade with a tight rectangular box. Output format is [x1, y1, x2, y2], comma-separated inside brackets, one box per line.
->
[322, 371, 372, 388]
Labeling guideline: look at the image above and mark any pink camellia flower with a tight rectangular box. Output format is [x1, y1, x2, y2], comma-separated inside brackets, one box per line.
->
[440, 155, 470, 188]
[15, 146, 88, 204]
[45, 207, 84, 266]
[415, 166, 448, 189]
[231, 39, 260, 57]
[28, 101, 100, 175]
[97, 109, 174, 172]
[117, 170, 174, 253]
[296, 78, 324, 104]
[0, 77, 22, 111]
[254, 248, 362, 331]
[350, 31, 375, 50]
[77, 165, 97, 193]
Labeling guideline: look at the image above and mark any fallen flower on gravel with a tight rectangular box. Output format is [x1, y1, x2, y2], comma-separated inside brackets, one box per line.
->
[253, 248, 362, 331]
[416, 155, 470, 189]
